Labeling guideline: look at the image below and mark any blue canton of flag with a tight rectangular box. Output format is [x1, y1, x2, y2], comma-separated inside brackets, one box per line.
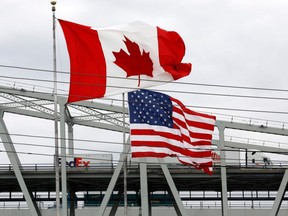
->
[128, 90, 173, 127]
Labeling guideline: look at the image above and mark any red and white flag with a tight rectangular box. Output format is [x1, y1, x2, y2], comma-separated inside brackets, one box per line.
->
[58, 19, 192, 103]
[128, 89, 216, 175]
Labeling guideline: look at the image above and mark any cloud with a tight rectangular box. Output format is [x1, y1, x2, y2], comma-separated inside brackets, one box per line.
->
[0, 0, 288, 165]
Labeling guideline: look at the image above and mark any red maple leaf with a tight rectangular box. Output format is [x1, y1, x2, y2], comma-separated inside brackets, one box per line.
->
[113, 36, 153, 86]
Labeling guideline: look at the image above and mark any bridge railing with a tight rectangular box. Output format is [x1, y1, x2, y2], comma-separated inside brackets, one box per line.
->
[0, 200, 288, 210]
[0, 162, 288, 172]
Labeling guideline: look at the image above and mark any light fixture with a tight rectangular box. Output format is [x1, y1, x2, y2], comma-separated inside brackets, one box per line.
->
[50, 0, 57, 6]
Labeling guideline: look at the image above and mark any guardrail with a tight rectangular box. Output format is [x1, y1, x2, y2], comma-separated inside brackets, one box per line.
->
[0, 163, 287, 172]
[0, 163, 115, 172]
[0, 200, 288, 210]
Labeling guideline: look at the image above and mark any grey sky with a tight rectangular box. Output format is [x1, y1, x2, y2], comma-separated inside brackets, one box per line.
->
[0, 0, 288, 164]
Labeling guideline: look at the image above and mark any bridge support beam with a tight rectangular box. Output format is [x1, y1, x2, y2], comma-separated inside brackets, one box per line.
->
[109, 188, 124, 216]
[98, 137, 130, 216]
[60, 102, 68, 216]
[218, 123, 229, 216]
[67, 122, 74, 155]
[270, 169, 288, 216]
[140, 161, 149, 216]
[160, 159, 188, 216]
[0, 111, 41, 216]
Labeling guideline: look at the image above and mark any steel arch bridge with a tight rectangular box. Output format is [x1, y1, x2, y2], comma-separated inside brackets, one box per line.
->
[0, 85, 287, 216]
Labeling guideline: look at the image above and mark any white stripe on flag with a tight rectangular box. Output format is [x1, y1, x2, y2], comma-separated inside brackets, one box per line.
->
[132, 146, 212, 164]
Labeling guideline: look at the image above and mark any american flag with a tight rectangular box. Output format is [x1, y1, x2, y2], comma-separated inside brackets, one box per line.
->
[128, 89, 216, 175]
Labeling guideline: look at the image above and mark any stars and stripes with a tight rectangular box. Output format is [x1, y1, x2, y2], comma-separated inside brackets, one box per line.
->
[128, 89, 216, 175]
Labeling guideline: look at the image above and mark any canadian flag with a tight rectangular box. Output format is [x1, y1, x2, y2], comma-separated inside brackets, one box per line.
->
[58, 19, 192, 103]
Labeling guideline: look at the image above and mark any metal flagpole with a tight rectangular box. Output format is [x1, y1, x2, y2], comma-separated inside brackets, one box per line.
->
[123, 93, 128, 216]
[50, 1, 61, 216]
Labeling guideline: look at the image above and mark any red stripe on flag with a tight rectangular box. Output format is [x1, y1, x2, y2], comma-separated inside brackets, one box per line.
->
[173, 106, 215, 131]
[171, 97, 216, 120]
[172, 117, 213, 140]
[58, 19, 106, 102]
[131, 141, 211, 158]
[131, 129, 181, 141]
[131, 128, 212, 146]
[132, 152, 171, 158]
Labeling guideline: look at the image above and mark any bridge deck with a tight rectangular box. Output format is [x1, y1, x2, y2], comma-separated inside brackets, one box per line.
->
[0, 164, 287, 202]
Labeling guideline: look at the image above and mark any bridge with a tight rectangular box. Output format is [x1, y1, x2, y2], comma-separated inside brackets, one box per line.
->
[0, 85, 287, 216]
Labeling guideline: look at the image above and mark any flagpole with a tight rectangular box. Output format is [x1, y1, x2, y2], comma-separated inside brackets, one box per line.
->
[123, 93, 128, 216]
[50, 1, 61, 215]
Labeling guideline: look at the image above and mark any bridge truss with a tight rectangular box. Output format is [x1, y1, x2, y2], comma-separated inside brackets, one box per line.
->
[0, 85, 287, 216]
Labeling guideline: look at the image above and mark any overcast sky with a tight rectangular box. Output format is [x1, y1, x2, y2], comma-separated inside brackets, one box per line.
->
[0, 0, 288, 164]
